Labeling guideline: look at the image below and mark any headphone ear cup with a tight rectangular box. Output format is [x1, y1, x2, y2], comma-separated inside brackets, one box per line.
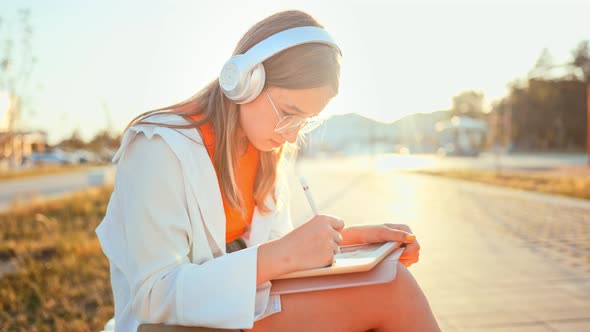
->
[219, 59, 240, 97]
[220, 26, 340, 104]
[237, 63, 266, 104]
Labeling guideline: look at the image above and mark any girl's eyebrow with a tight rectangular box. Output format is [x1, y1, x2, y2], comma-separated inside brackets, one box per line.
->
[285, 103, 318, 117]
[284, 103, 307, 115]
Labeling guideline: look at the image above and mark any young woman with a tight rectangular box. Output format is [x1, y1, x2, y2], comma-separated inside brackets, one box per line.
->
[96, 10, 440, 332]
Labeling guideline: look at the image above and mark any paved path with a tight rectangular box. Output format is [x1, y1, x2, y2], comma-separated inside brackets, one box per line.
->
[350, 152, 586, 172]
[289, 158, 590, 332]
[1, 151, 584, 210]
[2, 155, 589, 330]
[0, 166, 115, 211]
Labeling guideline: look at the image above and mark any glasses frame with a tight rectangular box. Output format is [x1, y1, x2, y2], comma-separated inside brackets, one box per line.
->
[264, 89, 323, 135]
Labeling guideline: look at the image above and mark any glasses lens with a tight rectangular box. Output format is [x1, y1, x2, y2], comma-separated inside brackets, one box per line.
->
[275, 116, 324, 135]
[275, 116, 305, 134]
[299, 119, 324, 134]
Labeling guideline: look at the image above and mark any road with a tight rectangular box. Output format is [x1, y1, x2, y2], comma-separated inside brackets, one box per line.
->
[0, 166, 115, 211]
[287, 157, 590, 332]
[0, 152, 585, 212]
[2, 154, 589, 330]
[369, 152, 586, 172]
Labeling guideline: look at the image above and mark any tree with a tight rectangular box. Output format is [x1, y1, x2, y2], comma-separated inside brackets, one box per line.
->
[0, 8, 37, 167]
[571, 40, 590, 82]
[528, 48, 555, 79]
[0, 9, 36, 129]
[57, 129, 86, 151]
[488, 40, 590, 152]
[87, 129, 121, 152]
[451, 90, 485, 119]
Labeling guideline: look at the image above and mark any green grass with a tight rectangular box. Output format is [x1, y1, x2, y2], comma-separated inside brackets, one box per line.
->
[415, 169, 590, 200]
[0, 186, 114, 332]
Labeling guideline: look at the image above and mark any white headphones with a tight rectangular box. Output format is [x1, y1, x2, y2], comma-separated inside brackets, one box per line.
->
[219, 26, 341, 104]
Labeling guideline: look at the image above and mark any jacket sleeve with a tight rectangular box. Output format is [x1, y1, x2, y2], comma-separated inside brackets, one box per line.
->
[107, 132, 259, 329]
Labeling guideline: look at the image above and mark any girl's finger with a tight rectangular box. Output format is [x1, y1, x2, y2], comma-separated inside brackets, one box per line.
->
[400, 260, 414, 267]
[381, 227, 416, 244]
[384, 223, 412, 234]
[399, 258, 418, 267]
[329, 218, 345, 231]
[400, 253, 419, 261]
[332, 230, 343, 245]
[402, 243, 420, 256]
[400, 254, 419, 263]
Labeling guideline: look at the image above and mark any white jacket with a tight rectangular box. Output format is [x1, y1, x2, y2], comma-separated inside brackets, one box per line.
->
[95, 113, 294, 331]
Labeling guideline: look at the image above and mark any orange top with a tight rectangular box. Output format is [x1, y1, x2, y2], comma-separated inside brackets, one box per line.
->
[189, 114, 259, 243]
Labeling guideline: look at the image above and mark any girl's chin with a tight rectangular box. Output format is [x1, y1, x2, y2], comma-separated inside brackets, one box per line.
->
[269, 139, 284, 149]
[248, 139, 276, 152]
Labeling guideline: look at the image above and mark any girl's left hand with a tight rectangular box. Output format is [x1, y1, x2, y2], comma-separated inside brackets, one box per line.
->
[341, 223, 420, 268]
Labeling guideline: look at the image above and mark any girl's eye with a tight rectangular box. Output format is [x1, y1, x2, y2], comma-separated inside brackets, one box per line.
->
[281, 109, 294, 117]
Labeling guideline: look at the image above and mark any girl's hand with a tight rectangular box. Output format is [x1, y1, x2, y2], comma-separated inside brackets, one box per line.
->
[279, 214, 344, 273]
[341, 223, 420, 268]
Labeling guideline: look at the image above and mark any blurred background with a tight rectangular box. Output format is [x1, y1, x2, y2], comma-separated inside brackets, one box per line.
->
[1, 1, 589, 331]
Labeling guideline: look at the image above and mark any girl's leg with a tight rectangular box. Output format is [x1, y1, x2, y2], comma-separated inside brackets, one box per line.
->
[248, 263, 440, 332]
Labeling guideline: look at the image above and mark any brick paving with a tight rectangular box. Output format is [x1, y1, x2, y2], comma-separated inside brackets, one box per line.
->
[289, 157, 590, 332]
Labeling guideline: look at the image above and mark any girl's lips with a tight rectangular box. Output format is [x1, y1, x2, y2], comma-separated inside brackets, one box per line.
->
[270, 139, 283, 147]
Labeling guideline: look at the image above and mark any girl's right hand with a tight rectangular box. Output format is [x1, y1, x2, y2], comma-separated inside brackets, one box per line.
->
[279, 214, 345, 273]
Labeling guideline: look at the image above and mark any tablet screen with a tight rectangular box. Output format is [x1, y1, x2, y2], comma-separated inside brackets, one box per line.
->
[273, 241, 401, 279]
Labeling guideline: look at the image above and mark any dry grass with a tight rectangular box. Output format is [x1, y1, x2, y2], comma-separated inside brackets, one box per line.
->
[415, 169, 590, 200]
[0, 186, 114, 332]
[0, 165, 100, 182]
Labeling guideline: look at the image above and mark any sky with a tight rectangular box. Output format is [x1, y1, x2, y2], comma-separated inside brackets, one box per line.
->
[0, 0, 589, 144]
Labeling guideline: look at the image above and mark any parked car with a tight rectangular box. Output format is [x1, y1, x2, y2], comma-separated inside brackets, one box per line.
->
[437, 143, 480, 157]
[28, 151, 74, 166]
[70, 149, 99, 164]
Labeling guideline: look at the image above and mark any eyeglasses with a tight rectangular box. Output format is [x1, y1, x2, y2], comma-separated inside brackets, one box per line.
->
[264, 90, 324, 135]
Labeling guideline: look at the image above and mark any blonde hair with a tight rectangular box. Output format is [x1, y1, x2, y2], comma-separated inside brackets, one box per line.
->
[123, 10, 341, 215]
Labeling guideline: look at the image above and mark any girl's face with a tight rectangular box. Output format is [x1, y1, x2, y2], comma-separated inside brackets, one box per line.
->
[239, 85, 335, 152]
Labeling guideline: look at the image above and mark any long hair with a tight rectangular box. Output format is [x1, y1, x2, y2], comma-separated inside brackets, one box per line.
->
[123, 10, 341, 215]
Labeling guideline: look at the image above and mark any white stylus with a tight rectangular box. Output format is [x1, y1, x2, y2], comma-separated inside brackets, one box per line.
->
[299, 176, 320, 215]
[299, 176, 341, 258]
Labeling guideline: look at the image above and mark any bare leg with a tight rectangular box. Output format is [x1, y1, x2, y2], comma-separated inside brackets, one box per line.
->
[248, 263, 440, 332]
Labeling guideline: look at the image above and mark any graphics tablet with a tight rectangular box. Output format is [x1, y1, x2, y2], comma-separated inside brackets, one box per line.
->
[273, 241, 402, 280]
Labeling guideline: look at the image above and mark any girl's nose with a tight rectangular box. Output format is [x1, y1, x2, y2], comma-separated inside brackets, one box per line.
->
[282, 128, 300, 144]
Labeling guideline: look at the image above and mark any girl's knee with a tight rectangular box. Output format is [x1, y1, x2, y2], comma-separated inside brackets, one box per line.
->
[390, 262, 411, 288]
[381, 262, 421, 299]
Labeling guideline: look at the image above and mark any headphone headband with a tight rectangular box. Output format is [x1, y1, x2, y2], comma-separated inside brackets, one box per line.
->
[219, 26, 341, 104]
[240, 26, 341, 72]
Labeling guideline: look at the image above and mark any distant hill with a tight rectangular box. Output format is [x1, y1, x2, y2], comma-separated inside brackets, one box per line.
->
[302, 111, 452, 155]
